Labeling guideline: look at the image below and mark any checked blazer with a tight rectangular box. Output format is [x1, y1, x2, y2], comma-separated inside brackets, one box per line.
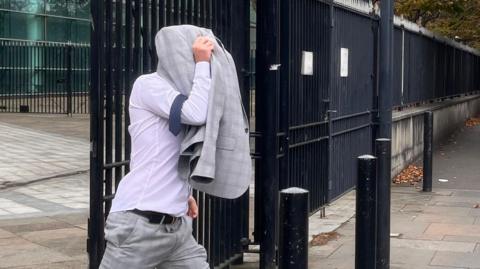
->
[155, 25, 251, 199]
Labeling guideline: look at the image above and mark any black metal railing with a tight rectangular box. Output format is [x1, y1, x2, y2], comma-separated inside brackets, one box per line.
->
[0, 40, 90, 114]
[392, 25, 480, 107]
[273, 0, 480, 207]
[255, 3, 480, 267]
[88, 1, 251, 269]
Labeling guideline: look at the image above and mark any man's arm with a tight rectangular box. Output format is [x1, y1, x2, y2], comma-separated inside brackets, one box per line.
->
[132, 36, 213, 126]
[176, 61, 211, 125]
[133, 62, 211, 125]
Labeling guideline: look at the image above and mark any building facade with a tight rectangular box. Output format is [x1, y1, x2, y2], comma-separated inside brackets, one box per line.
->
[0, 0, 90, 43]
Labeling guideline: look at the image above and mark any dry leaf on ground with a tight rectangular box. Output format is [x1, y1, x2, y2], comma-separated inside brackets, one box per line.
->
[393, 165, 423, 185]
[311, 231, 340, 246]
[465, 117, 480, 127]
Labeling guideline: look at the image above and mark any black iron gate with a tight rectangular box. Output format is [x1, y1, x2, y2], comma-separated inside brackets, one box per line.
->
[328, 3, 377, 200]
[255, 1, 377, 266]
[0, 40, 89, 114]
[272, 0, 377, 214]
[89, 1, 251, 268]
[279, 0, 331, 213]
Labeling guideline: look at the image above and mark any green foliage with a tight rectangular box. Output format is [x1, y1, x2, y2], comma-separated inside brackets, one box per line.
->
[395, 0, 480, 49]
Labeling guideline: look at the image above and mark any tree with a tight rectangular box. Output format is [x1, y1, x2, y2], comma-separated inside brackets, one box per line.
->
[395, 0, 480, 48]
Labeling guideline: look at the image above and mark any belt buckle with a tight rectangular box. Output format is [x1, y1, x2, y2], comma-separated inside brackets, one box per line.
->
[170, 216, 178, 225]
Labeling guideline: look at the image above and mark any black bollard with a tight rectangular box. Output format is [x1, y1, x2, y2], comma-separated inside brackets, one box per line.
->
[423, 111, 433, 192]
[376, 139, 392, 269]
[356, 155, 377, 269]
[279, 187, 309, 269]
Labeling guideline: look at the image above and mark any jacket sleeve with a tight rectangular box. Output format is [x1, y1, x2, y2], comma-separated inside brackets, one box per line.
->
[135, 62, 212, 126]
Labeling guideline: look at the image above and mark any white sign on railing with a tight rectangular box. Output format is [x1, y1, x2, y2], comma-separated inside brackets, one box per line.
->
[340, 48, 349, 77]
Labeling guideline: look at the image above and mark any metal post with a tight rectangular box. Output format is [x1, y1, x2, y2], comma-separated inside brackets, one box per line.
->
[378, 0, 394, 139]
[279, 188, 309, 269]
[88, 0, 105, 268]
[256, 0, 281, 268]
[66, 44, 73, 115]
[376, 138, 391, 268]
[356, 155, 377, 269]
[423, 111, 433, 192]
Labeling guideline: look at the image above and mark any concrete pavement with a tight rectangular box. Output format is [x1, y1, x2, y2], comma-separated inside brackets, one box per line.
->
[238, 124, 480, 268]
[0, 114, 89, 268]
[433, 123, 480, 190]
[0, 113, 479, 268]
[0, 116, 89, 189]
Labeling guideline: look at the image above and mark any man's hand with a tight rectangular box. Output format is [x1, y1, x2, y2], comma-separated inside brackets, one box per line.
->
[187, 196, 198, 219]
[193, 36, 214, 63]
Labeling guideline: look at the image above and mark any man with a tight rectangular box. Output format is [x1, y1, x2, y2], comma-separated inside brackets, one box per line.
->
[99, 35, 214, 269]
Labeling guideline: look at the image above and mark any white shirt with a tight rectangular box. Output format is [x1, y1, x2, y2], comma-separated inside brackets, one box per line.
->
[110, 62, 211, 217]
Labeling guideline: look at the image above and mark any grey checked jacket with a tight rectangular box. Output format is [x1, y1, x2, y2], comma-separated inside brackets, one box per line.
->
[155, 25, 251, 199]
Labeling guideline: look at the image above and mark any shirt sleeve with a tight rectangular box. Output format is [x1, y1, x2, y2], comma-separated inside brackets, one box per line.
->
[134, 62, 211, 126]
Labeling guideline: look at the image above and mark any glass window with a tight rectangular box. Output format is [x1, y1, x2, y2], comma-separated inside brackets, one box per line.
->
[46, 16, 70, 42]
[46, 16, 89, 43]
[0, 0, 89, 43]
[0, 0, 9, 9]
[74, 0, 89, 19]
[0, 11, 10, 38]
[7, 0, 45, 13]
[46, 0, 89, 19]
[0, 11, 44, 40]
[71, 20, 89, 43]
[45, 0, 68, 17]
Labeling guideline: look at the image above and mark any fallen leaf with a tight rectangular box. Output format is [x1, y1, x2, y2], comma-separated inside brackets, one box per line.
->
[311, 231, 340, 246]
[465, 117, 480, 127]
[393, 165, 424, 185]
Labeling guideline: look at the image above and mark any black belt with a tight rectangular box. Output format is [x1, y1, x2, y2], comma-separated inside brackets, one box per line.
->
[131, 209, 179, 225]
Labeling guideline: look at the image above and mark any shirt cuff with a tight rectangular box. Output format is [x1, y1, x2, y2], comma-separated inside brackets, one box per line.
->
[194, 61, 211, 78]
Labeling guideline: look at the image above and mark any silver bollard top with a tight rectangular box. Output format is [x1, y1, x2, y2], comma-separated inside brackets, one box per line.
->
[280, 187, 309, 194]
[358, 154, 376, 160]
[376, 138, 391, 142]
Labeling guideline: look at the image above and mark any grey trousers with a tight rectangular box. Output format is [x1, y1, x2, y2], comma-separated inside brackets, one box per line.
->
[99, 211, 209, 269]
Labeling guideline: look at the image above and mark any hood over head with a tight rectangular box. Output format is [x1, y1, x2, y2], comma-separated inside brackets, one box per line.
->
[155, 25, 218, 95]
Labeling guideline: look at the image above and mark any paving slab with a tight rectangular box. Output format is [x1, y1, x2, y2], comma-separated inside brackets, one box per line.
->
[309, 191, 356, 239]
[0, 173, 88, 219]
[0, 218, 73, 234]
[412, 213, 476, 225]
[391, 238, 476, 252]
[401, 204, 472, 217]
[443, 235, 480, 243]
[0, 237, 74, 268]
[424, 223, 480, 237]
[0, 113, 89, 141]
[391, 265, 467, 269]
[7, 260, 88, 269]
[19, 227, 86, 242]
[430, 251, 480, 268]
[390, 247, 437, 267]
[0, 122, 89, 187]
[0, 228, 15, 239]
[391, 220, 443, 240]
[432, 125, 480, 190]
